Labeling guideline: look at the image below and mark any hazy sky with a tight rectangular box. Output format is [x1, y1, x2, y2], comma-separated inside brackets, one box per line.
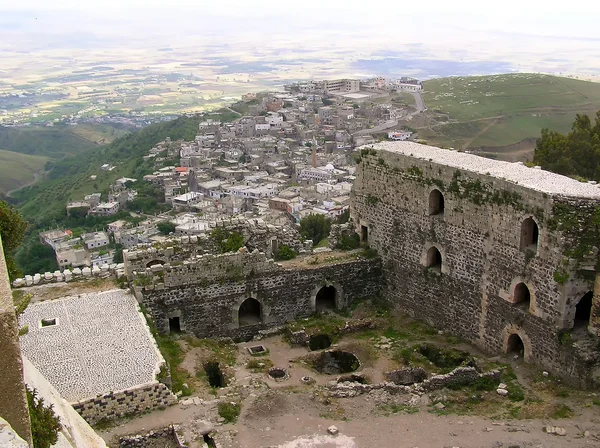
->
[3, 0, 600, 39]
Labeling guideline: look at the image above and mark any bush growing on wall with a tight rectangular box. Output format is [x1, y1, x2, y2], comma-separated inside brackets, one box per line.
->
[275, 245, 297, 261]
[27, 386, 62, 448]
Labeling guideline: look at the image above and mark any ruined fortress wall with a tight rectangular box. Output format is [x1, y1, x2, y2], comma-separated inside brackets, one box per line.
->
[139, 257, 382, 341]
[0, 238, 32, 446]
[352, 147, 599, 386]
[71, 382, 177, 425]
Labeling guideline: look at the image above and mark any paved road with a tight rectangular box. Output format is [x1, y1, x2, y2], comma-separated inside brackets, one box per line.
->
[412, 91, 426, 112]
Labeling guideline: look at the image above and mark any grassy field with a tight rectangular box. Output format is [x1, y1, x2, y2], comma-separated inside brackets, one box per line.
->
[420, 74, 600, 152]
[0, 149, 47, 194]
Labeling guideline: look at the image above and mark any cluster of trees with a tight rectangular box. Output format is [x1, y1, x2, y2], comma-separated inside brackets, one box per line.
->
[299, 214, 331, 246]
[534, 111, 600, 181]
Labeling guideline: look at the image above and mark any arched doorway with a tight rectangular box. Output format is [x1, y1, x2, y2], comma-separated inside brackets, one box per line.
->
[426, 246, 442, 271]
[428, 189, 444, 215]
[169, 316, 181, 334]
[506, 334, 525, 357]
[513, 283, 531, 309]
[574, 291, 593, 330]
[316, 286, 337, 312]
[239, 298, 261, 326]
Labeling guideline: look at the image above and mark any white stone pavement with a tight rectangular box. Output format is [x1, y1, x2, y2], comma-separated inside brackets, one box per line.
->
[19, 289, 163, 403]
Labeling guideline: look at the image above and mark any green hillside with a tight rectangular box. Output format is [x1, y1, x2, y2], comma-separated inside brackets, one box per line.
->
[13, 115, 204, 228]
[419, 74, 600, 153]
[0, 149, 47, 194]
[0, 123, 129, 159]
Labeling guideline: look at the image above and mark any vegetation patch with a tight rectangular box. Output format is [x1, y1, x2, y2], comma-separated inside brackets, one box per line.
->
[217, 401, 241, 423]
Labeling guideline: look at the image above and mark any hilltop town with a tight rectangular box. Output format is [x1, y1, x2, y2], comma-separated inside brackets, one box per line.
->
[22, 77, 424, 272]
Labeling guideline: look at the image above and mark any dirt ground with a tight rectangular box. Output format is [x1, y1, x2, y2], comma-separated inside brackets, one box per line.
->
[99, 323, 600, 448]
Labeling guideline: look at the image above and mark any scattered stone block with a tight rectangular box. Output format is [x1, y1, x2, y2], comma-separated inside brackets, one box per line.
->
[544, 426, 567, 436]
[496, 389, 508, 397]
[327, 425, 339, 435]
[434, 402, 446, 410]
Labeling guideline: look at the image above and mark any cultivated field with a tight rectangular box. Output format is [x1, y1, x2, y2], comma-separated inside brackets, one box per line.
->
[419, 74, 600, 157]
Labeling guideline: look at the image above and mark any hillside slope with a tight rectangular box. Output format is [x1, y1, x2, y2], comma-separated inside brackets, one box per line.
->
[418, 74, 600, 156]
[13, 115, 203, 229]
[0, 123, 130, 159]
[0, 149, 47, 194]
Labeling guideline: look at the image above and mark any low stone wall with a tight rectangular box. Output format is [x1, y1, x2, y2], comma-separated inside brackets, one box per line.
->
[71, 382, 177, 425]
[329, 367, 501, 398]
[385, 367, 427, 385]
[12, 263, 125, 288]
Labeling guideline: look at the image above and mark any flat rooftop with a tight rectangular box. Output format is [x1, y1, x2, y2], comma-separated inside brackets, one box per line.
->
[19, 290, 162, 402]
[370, 141, 600, 198]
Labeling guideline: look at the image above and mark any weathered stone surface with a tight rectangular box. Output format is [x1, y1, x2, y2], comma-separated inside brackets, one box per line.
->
[352, 143, 600, 387]
[385, 367, 427, 385]
[0, 418, 28, 448]
[137, 254, 382, 341]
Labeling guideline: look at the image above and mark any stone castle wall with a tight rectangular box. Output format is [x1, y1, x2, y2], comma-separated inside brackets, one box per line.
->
[137, 255, 383, 341]
[352, 146, 600, 387]
[71, 382, 177, 425]
[0, 237, 32, 446]
[129, 250, 280, 289]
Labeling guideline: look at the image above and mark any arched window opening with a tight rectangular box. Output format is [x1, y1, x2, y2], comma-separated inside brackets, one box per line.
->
[239, 298, 262, 326]
[506, 334, 524, 357]
[574, 291, 593, 330]
[513, 283, 531, 309]
[428, 189, 444, 216]
[426, 246, 442, 271]
[169, 316, 181, 334]
[316, 286, 337, 312]
[146, 259, 164, 268]
[520, 218, 539, 252]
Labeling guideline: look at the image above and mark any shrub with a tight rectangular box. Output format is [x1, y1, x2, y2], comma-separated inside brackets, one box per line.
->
[218, 401, 241, 423]
[27, 386, 62, 448]
[299, 214, 332, 245]
[275, 245, 296, 261]
[337, 232, 360, 250]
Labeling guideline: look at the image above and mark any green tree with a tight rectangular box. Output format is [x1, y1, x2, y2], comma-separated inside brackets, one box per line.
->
[336, 208, 350, 224]
[0, 201, 28, 280]
[113, 243, 124, 263]
[534, 111, 600, 180]
[300, 214, 332, 245]
[157, 222, 176, 235]
[27, 386, 62, 448]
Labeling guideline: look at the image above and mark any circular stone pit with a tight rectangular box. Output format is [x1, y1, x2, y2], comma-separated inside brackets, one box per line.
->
[313, 350, 360, 375]
[300, 375, 315, 385]
[267, 367, 290, 382]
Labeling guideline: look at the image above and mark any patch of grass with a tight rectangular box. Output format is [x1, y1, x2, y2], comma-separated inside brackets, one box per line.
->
[246, 358, 274, 373]
[315, 238, 329, 248]
[184, 336, 237, 366]
[378, 404, 419, 415]
[551, 404, 574, 419]
[218, 401, 241, 423]
[287, 314, 346, 338]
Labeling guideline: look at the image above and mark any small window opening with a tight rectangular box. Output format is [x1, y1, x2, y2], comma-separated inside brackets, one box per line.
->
[520, 218, 539, 251]
[169, 316, 181, 334]
[428, 189, 444, 215]
[426, 246, 442, 271]
[513, 283, 531, 309]
[361, 225, 369, 243]
[574, 291, 593, 330]
[506, 334, 524, 356]
[41, 318, 56, 327]
[239, 298, 262, 326]
[316, 285, 337, 312]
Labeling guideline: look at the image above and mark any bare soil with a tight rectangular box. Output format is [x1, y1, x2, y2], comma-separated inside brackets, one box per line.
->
[98, 310, 600, 448]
